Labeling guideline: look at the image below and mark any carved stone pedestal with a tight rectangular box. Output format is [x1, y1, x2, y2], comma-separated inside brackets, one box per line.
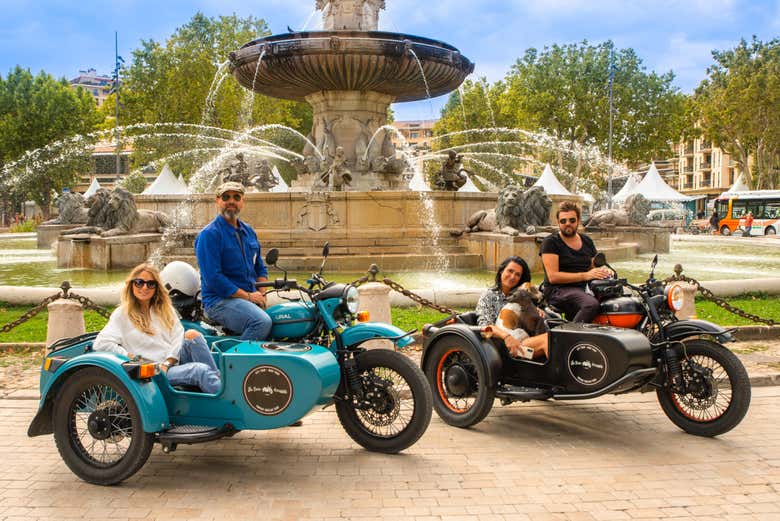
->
[57, 233, 163, 270]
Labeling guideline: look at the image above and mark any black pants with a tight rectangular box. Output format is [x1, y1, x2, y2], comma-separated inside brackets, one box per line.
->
[547, 286, 600, 323]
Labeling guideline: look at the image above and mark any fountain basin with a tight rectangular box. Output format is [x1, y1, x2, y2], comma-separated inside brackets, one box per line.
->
[57, 233, 164, 270]
[230, 31, 474, 102]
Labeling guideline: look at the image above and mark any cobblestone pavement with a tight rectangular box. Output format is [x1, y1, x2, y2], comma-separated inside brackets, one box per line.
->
[2, 386, 779, 521]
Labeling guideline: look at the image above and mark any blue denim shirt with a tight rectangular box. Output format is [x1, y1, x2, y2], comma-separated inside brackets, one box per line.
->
[195, 215, 268, 310]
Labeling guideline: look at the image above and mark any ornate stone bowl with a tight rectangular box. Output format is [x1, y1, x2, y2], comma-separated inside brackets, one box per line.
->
[229, 31, 474, 102]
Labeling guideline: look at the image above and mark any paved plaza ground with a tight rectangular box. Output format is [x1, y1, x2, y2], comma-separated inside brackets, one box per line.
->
[1, 342, 779, 521]
[1, 386, 779, 521]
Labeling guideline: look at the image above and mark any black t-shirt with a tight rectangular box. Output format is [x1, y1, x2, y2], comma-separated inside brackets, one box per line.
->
[540, 232, 596, 290]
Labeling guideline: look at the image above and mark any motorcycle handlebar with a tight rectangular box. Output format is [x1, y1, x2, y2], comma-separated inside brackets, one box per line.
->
[256, 279, 299, 290]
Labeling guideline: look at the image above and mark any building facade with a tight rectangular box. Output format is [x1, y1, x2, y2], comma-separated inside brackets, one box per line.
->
[69, 68, 111, 107]
[392, 120, 435, 149]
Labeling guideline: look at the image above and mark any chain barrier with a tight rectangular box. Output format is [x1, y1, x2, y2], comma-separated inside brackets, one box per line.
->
[664, 264, 777, 326]
[350, 264, 457, 316]
[0, 281, 111, 334]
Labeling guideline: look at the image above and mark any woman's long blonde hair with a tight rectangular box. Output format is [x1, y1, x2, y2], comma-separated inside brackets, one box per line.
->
[121, 263, 176, 335]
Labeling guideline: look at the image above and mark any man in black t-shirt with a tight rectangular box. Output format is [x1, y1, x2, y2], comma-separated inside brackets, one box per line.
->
[540, 201, 612, 322]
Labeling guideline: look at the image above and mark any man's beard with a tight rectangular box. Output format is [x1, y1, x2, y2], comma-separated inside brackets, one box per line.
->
[221, 207, 240, 220]
[560, 225, 577, 238]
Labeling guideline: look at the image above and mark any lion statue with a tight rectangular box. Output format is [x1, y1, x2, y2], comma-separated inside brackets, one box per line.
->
[585, 193, 651, 228]
[457, 185, 553, 236]
[61, 187, 170, 237]
[44, 192, 88, 225]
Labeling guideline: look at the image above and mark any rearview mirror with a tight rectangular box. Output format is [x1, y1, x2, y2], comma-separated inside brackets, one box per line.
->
[594, 252, 607, 267]
[265, 248, 279, 266]
[322, 242, 330, 258]
[651, 254, 658, 270]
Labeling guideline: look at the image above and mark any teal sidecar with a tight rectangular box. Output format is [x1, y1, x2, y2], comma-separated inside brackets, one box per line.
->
[29, 320, 428, 485]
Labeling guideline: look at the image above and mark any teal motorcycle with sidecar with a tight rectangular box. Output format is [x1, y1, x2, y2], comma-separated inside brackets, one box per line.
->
[28, 244, 432, 485]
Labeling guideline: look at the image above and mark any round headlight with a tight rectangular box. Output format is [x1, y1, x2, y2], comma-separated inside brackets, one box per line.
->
[666, 284, 684, 311]
[345, 286, 359, 314]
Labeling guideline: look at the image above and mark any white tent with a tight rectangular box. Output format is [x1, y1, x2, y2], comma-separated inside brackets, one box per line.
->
[269, 165, 289, 193]
[532, 164, 572, 195]
[724, 173, 750, 194]
[611, 174, 641, 203]
[83, 178, 101, 198]
[617, 163, 692, 203]
[143, 164, 188, 195]
[458, 174, 481, 192]
[178, 174, 187, 189]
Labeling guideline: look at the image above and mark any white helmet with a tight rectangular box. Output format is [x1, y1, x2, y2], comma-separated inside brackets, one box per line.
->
[160, 261, 200, 297]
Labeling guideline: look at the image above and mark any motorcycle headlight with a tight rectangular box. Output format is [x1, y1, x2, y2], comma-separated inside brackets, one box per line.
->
[344, 285, 359, 314]
[666, 284, 684, 311]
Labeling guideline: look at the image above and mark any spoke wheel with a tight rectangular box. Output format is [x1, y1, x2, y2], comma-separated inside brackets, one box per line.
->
[425, 341, 495, 428]
[657, 340, 750, 437]
[53, 368, 154, 484]
[336, 350, 432, 453]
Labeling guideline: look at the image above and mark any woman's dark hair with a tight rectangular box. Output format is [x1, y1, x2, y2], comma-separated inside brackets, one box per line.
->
[493, 256, 531, 290]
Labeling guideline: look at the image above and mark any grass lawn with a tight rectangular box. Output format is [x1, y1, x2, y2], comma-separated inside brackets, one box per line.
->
[1, 295, 778, 344]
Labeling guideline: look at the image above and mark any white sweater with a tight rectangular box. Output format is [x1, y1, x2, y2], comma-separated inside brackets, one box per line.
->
[93, 306, 183, 362]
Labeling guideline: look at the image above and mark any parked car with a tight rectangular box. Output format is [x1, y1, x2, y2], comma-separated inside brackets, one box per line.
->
[647, 208, 688, 229]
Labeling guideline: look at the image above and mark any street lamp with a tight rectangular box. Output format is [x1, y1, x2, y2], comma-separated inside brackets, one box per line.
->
[607, 51, 617, 208]
[110, 32, 125, 182]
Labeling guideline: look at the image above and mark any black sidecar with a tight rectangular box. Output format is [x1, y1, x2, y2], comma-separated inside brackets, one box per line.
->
[421, 315, 658, 428]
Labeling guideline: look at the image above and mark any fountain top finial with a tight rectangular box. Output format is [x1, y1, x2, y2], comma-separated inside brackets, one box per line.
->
[316, 0, 386, 31]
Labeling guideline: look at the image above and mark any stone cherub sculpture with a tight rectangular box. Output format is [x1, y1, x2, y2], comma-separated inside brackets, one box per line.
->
[315, 146, 352, 191]
[434, 151, 468, 191]
[250, 159, 279, 191]
[221, 152, 250, 185]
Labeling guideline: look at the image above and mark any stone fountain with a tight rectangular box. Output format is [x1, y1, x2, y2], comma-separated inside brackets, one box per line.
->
[228, 0, 474, 191]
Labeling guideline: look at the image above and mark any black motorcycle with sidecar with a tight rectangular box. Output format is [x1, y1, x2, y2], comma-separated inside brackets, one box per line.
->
[421, 254, 751, 436]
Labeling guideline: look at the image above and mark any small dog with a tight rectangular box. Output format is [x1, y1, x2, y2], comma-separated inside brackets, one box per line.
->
[482, 283, 547, 358]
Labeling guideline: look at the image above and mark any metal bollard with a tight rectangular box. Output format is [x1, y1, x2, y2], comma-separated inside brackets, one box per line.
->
[46, 299, 85, 347]
[357, 282, 392, 349]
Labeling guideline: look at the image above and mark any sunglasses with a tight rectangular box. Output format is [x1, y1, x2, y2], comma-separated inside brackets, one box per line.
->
[220, 193, 242, 202]
[559, 218, 578, 224]
[132, 278, 158, 289]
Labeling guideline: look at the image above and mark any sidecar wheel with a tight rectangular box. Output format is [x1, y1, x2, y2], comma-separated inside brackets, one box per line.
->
[656, 339, 751, 437]
[336, 350, 432, 454]
[53, 367, 154, 485]
[424, 340, 495, 428]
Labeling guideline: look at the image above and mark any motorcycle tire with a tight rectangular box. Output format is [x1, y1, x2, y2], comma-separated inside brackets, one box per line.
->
[656, 339, 751, 437]
[335, 349, 432, 454]
[53, 367, 154, 485]
[424, 340, 495, 428]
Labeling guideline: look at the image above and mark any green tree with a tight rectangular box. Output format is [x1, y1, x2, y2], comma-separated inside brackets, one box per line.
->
[695, 37, 780, 189]
[120, 170, 147, 193]
[0, 67, 101, 218]
[435, 41, 690, 191]
[119, 12, 313, 180]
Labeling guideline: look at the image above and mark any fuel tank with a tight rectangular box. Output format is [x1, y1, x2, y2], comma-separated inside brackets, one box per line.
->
[593, 296, 644, 329]
[266, 301, 317, 340]
[549, 323, 653, 392]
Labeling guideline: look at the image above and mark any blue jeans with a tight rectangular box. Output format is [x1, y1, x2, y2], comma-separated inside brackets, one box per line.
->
[167, 335, 221, 394]
[206, 297, 272, 341]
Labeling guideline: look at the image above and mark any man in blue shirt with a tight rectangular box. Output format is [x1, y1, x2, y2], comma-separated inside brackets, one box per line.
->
[195, 182, 272, 340]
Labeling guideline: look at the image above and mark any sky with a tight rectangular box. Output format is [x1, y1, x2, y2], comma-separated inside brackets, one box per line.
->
[1, 0, 779, 121]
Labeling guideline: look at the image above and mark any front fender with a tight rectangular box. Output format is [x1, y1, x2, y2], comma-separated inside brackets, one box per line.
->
[28, 353, 170, 437]
[421, 324, 503, 390]
[664, 319, 734, 343]
[335, 322, 415, 349]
